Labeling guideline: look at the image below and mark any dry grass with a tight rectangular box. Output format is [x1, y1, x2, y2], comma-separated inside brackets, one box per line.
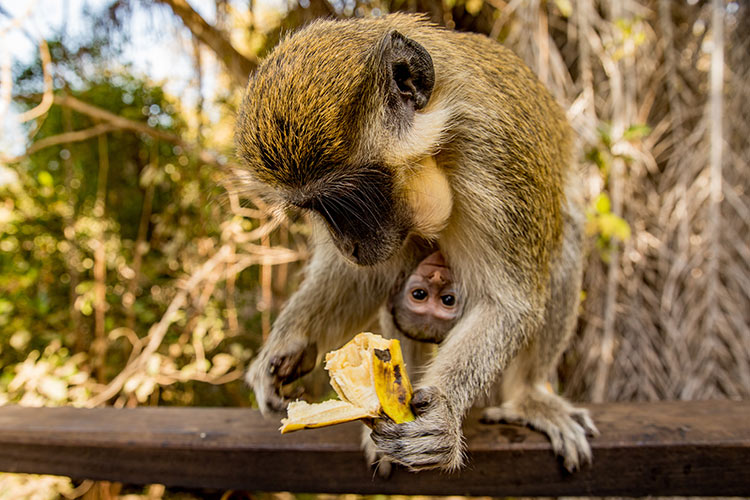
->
[497, 0, 750, 402]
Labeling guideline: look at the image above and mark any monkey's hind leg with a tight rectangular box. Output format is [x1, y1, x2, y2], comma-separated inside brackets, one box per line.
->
[481, 208, 598, 472]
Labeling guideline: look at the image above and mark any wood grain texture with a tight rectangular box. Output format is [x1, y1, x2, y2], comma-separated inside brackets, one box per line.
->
[0, 400, 748, 496]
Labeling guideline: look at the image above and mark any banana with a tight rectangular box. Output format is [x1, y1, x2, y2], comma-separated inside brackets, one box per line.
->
[279, 332, 415, 433]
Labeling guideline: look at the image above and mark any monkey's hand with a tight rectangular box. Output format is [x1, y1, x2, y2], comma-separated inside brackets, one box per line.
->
[371, 386, 465, 472]
[246, 340, 318, 414]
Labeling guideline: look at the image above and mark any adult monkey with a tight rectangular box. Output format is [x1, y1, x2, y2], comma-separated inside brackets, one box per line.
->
[236, 13, 597, 472]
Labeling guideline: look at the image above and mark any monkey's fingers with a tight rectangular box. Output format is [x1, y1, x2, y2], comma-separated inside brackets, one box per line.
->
[263, 375, 290, 413]
[269, 343, 318, 384]
[371, 389, 465, 473]
[361, 417, 376, 430]
[281, 384, 306, 401]
[480, 395, 595, 472]
[410, 386, 440, 416]
[255, 343, 318, 413]
[266, 377, 309, 412]
[371, 418, 465, 472]
[571, 407, 599, 437]
[362, 426, 393, 478]
[251, 376, 287, 414]
[248, 355, 291, 415]
[267, 395, 288, 413]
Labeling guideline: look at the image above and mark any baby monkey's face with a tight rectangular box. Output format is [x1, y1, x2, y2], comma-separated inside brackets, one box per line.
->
[405, 251, 460, 321]
[391, 251, 462, 344]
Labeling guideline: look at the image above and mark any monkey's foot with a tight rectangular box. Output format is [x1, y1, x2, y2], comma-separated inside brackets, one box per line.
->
[362, 425, 393, 478]
[481, 389, 598, 472]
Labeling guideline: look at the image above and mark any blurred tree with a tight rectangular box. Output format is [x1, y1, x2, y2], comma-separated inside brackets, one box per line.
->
[1, 25, 271, 410]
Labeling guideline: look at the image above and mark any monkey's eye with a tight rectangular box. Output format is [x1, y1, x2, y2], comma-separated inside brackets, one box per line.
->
[411, 289, 428, 301]
[440, 294, 456, 307]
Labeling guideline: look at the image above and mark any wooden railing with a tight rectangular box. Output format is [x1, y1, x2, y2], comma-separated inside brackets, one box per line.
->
[0, 400, 748, 496]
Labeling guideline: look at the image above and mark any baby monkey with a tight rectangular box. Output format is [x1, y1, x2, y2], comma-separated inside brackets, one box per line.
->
[389, 251, 463, 344]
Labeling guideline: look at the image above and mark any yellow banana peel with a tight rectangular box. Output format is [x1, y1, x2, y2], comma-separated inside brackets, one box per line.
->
[279, 332, 415, 433]
[372, 340, 415, 424]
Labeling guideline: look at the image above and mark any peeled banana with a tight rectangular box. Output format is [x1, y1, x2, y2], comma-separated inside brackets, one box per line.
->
[279, 332, 415, 433]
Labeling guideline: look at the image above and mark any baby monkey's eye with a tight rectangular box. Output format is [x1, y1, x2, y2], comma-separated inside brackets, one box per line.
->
[440, 294, 456, 307]
[411, 289, 428, 301]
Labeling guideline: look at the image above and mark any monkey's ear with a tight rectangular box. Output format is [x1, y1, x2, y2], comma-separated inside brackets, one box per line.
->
[380, 31, 435, 112]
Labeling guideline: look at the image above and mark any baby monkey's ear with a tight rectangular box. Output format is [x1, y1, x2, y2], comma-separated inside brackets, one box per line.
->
[379, 30, 435, 113]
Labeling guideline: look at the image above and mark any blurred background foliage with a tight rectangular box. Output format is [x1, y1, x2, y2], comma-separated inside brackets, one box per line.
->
[0, 0, 748, 498]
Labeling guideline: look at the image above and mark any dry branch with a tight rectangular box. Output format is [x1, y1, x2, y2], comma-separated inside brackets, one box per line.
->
[125, 143, 157, 331]
[155, 0, 256, 87]
[52, 94, 222, 167]
[61, 105, 85, 351]
[9, 123, 116, 159]
[0, 0, 38, 126]
[87, 228, 305, 406]
[93, 133, 110, 383]
[87, 245, 234, 407]
[0, 44, 12, 127]
[16, 40, 53, 123]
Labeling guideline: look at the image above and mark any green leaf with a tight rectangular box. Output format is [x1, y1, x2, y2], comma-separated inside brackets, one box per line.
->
[623, 123, 652, 141]
[585, 148, 610, 175]
[594, 193, 611, 214]
[598, 213, 631, 241]
[597, 124, 613, 148]
[37, 171, 54, 187]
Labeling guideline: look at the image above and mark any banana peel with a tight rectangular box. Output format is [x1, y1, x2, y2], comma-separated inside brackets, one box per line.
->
[372, 341, 414, 424]
[280, 332, 415, 433]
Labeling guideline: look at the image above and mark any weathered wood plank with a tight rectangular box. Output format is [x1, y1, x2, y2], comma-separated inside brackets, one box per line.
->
[0, 401, 748, 496]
